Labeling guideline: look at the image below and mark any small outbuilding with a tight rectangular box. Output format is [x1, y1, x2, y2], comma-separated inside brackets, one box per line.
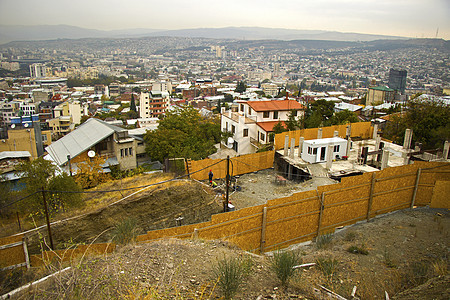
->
[301, 137, 348, 164]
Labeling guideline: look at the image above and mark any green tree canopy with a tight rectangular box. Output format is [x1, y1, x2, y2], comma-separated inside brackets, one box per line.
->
[304, 99, 335, 128]
[15, 158, 82, 215]
[235, 81, 247, 93]
[384, 98, 450, 150]
[144, 107, 221, 162]
[330, 110, 359, 125]
[272, 121, 287, 134]
[285, 110, 303, 131]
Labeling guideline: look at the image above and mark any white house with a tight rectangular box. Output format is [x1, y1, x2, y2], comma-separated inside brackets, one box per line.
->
[301, 137, 348, 163]
[221, 99, 305, 155]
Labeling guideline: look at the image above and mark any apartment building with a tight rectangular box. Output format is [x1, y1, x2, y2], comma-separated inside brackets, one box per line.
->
[366, 86, 395, 105]
[139, 90, 170, 118]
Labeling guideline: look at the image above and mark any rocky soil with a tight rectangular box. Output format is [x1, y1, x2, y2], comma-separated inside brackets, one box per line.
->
[14, 207, 450, 299]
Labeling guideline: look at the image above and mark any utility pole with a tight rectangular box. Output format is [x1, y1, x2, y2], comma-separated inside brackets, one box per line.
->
[225, 155, 230, 212]
[67, 154, 72, 177]
[41, 189, 54, 250]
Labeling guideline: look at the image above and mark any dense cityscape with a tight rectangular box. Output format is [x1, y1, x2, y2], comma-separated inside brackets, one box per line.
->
[0, 29, 449, 299]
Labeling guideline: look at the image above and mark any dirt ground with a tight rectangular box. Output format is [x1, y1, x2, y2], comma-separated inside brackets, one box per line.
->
[17, 206, 449, 299]
[227, 168, 337, 209]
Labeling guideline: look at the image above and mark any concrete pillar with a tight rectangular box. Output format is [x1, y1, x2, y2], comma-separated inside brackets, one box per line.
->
[317, 128, 323, 139]
[298, 137, 304, 158]
[443, 140, 449, 160]
[326, 144, 334, 170]
[284, 135, 289, 156]
[333, 130, 339, 137]
[346, 138, 352, 157]
[288, 164, 293, 180]
[403, 129, 413, 149]
[346, 125, 351, 138]
[289, 138, 295, 158]
[372, 123, 378, 139]
[403, 152, 410, 165]
[381, 148, 390, 170]
[375, 136, 381, 151]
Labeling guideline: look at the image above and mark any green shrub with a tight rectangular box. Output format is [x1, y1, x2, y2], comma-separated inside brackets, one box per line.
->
[269, 250, 302, 286]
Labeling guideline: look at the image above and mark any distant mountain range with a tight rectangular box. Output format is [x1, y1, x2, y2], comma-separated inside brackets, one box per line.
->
[0, 25, 410, 44]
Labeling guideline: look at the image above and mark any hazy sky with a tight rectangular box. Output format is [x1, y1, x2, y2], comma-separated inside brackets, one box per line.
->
[1, 0, 449, 39]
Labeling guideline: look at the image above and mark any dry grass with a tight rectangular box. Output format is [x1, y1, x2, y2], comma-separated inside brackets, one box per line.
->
[1, 173, 173, 237]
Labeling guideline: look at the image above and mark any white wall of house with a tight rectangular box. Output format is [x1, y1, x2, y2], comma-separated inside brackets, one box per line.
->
[301, 137, 348, 163]
[221, 111, 257, 155]
[239, 102, 303, 122]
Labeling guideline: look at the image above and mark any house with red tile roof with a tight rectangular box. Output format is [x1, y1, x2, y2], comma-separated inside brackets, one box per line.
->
[221, 99, 305, 155]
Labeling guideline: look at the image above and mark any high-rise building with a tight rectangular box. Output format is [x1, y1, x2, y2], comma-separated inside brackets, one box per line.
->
[29, 63, 47, 78]
[388, 69, 407, 93]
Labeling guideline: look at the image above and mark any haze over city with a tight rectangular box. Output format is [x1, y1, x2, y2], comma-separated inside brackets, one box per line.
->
[1, 0, 449, 39]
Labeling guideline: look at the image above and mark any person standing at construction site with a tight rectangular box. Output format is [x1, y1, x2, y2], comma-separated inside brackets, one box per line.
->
[208, 169, 214, 184]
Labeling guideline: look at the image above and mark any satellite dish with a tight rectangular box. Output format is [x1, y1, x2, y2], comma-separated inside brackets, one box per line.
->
[24, 123, 29, 128]
[227, 137, 234, 144]
[87, 150, 96, 158]
[11, 124, 16, 129]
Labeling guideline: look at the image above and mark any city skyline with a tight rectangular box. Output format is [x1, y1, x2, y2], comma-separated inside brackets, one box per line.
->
[0, 0, 449, 40]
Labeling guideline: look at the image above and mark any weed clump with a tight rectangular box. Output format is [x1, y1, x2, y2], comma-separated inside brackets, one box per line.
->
[112, 217, 140, 245]
[315, 233, 334, 249]
[213, 256, 252, 300]
[315, 256, 339, 280]
[347, 244, 369, 255]
[269, 250, 302, 286]
[383, 248, 397, 268]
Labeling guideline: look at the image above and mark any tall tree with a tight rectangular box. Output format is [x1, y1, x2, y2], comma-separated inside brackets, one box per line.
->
[130, 93, 137, 112]
[235, 81, 247, 93]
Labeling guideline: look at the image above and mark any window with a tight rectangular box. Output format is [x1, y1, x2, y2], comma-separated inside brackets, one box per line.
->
[243, 128, 248, 137]
[240, 104, 244, 112]
[292, 110, 297, 116]
[231, 125, 235, 134]
[249, 108, 252, 115]
[121, 149, 124, 157]
[308, 147, 312, 155]
[263, 111, 269, 118]
[125, 148, 128, 156]
[260, 132, 265, 141]
[129, 147, 133, 156]
[273, 111, 278, 119]
[226, 122, 228, 130]
[313, 148, 317, 155]
[334, 145, 340, 152]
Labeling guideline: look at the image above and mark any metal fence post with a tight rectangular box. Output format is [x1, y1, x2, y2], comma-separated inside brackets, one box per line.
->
[411, 168, 422, 208]
[366, 172, 377, 221]
[260, 207, 268, 254]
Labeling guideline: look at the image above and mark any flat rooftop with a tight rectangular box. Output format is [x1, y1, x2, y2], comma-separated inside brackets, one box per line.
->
[277, 138, 407, 175]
